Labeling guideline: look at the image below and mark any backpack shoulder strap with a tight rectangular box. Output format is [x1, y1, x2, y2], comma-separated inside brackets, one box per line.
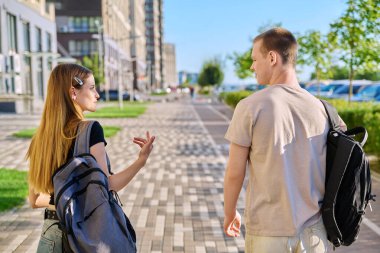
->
[320, 100, 341, 131]
[73, 121, 95, 156]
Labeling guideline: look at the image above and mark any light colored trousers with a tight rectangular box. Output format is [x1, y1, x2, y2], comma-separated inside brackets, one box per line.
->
[37, 219, 62, 253]
[245, 219, 329, 253]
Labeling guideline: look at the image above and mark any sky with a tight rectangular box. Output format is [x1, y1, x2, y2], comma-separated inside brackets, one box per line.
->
[164, 0, 348, 84]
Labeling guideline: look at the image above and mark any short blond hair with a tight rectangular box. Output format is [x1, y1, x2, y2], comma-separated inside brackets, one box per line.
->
[254, 27, 298, 67]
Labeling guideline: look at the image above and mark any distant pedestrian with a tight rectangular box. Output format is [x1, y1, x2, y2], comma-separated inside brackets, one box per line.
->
[223, 28, 345, 253]
[189, 86, 195, 99]
[27, 63, 155, 252]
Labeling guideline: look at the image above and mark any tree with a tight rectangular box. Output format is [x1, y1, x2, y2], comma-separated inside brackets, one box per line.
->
[329, 0, 380, 101]
[81, 53, 104, 88]
[297, 30, 334, 95]
[198, 58, 224, 87]
[230, 21, 282, 80]
[311, 65, 380, 81]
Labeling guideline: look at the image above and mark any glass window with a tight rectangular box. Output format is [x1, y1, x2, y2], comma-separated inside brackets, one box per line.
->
[74, 17, 81, 32]
[46, 32, 52, 52]
[23, 56, 32, 95]
[68, 17, 75, 32]
[89, 17, 96, 32]
[68, 40, 76, 55]
[90, 40, 98, 52]
[22, 22, 31, 52]
[7, 13, 18, 52]
[82, 40, 89, 55]
[36, 27, 42, 52]
[37, 57, 44, 98]
[81, 17, 89, 32]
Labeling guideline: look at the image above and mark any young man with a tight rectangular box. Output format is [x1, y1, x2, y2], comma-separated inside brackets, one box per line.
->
[223, 28, 333, 252]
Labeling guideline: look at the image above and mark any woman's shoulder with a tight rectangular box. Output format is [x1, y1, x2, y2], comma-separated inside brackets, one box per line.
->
[88, 120, 107, 147]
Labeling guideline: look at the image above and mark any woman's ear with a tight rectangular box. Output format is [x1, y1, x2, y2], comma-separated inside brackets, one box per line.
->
[70, 87, 77, 101]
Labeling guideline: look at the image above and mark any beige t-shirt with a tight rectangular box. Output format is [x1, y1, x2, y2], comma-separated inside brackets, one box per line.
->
[225, 84, 330, 236]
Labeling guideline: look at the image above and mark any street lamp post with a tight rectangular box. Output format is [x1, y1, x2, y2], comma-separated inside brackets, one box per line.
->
[93, 20, 107, 101]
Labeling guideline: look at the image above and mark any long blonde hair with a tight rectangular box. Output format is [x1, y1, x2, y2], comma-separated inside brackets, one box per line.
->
[27, 63, 92, 194]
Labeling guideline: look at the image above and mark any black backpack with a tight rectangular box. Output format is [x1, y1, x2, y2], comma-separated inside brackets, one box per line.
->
[52, 121, 137, 253]
[320, 100, 376, 248]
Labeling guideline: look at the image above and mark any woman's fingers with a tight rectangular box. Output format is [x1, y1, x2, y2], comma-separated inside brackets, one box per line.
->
[134, 137, 147, 144]
[133, 141, 144, 148]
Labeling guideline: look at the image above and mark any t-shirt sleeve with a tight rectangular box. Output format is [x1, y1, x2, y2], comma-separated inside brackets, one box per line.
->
[338, 115, 347, 132]
[90, 121, 107, 147]
[224, 100, 253, 147]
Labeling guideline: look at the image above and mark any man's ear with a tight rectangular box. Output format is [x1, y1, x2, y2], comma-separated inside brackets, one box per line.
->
[269, 51, 277, 66]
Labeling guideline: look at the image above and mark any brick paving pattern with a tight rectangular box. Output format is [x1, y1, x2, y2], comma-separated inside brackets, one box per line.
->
[0, 98, 379, 252]
[0, 100, 245, 253]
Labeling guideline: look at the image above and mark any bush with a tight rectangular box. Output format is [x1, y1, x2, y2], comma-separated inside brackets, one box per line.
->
[198, 86, 211, 95]
[221, 94, 380, 156]
[221, 91, 253, 108]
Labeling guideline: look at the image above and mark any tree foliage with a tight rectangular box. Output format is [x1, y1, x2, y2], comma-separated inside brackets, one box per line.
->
[311, 65, 380, 81]
[81, 53, 104, 88]
[198, 59, 224, 87]
[297, 31, 334, 82]
[329, 0, 380, 101]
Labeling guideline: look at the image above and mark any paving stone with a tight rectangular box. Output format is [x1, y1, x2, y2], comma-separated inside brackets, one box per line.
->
[1, 99, 379, 252]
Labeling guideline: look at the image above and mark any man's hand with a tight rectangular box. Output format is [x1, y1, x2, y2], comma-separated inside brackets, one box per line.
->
[224, 210, 241, 237]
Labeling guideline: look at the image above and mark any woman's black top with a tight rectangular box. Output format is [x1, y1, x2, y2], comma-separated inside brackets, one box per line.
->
[49, 121, 107, 205]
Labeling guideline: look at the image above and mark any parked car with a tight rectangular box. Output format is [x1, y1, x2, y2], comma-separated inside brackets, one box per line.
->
[318, 83, 346, 97]
[99, 89, 139, 101]
[328, 84, 367, 99]
[244, 84, 267, 91]
[305, 83, 327, 95]
[352, 84, 380, 102]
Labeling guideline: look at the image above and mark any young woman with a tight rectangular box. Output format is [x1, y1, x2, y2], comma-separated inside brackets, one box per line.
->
[27, 63, 155, 252]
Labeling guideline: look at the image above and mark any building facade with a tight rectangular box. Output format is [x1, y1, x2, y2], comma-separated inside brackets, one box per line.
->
[130, 0, 147, 91]
[145, 0, 164, 90]
[178, 71, 199, 85]
[0, 0, 57, 113]
[163, 43, 176, 87]
[53, 0, 134, 94]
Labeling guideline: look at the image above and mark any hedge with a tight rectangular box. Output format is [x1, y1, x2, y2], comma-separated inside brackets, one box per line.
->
[220, 90, 380, 156]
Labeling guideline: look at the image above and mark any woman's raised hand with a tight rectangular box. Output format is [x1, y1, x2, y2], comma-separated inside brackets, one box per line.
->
[133, 131, 155, 164]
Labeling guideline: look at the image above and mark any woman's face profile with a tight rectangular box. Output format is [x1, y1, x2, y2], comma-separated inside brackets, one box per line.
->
[74, 74, 99, 112]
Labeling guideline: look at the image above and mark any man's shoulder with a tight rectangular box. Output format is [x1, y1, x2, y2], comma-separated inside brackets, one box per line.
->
[237, 86, 273, 107]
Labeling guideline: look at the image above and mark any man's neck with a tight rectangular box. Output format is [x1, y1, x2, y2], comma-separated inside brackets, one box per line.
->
[269, 67, 299, 87]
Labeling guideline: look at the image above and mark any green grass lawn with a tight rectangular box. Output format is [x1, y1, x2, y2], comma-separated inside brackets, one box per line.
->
[0, 168, 28, 212]
[13, 128, 36, 138]
[13, 125, 122, 139]
[86, 103, 147, 118]
[103, 126, 121, 137]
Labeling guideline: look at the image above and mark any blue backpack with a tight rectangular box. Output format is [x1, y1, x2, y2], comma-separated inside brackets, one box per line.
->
[52, 121, 136, 253]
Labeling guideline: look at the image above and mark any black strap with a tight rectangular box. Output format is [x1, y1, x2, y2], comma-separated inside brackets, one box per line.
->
[320, 100, 341, 131]
[345, 127, 368, 147]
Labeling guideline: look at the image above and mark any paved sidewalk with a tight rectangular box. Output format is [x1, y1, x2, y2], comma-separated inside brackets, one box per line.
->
[0, 99, 245, 253]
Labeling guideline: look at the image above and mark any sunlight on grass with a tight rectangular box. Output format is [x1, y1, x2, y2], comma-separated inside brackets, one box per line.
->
[0, 168, 28, 212]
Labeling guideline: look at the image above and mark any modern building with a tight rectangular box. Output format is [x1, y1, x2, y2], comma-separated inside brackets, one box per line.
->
[145, 0, 164, 90]
[178, 71, 199, 85]
[130, 0, 147, 91]
[0, 0, 57, 113]
[53, 0, 134, 94]
[163, 43, 176, 87]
